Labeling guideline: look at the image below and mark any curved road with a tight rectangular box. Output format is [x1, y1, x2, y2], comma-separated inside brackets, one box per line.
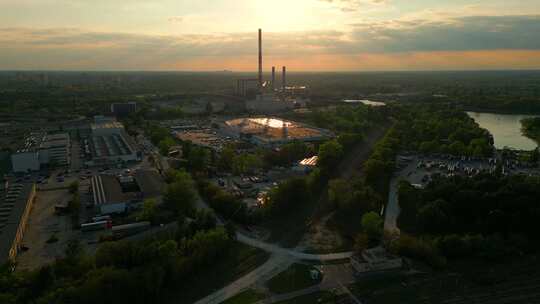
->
[236, 233, 353, 261]
[191, 187, 354, 304]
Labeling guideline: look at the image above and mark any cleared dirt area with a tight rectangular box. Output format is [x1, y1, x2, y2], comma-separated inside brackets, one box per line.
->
[16, 189, 80, 270]
[299, 213, 344, 253]
[300, 124, 391, 253]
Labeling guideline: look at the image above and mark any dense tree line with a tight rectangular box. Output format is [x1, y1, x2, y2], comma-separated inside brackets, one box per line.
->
[327, 178, 383, 239]
[398, 174, 540, 261]
[395, 105, 493, 157]
[521, 117, 540, 145]
[0, 224, 235, 304]
[198, 180, 252, 224]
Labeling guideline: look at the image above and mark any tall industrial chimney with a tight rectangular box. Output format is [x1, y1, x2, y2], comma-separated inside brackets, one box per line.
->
[282, 66, 286, 90]
[258, 29, 263, 90]
[271, 66, 275, 91]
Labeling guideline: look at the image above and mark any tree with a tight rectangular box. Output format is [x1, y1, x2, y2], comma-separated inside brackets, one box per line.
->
[225, 222, 237, 240]
[217, 145, 235, 171]
[267, 177, 312, 214]
[68, 181, 79, 194]
[354, 233, 369, 254]
[158, 137, 176, 156]
[163, 170, 197, 216]
[328, 179, 352, 208]
[318, 140, 343, 176]
[187, 146, 210, 172]
[361, 211, 383, 240]
[232, 153, 262, 175]
[417, 199, 450, 234]
[140, 198, 157, 222]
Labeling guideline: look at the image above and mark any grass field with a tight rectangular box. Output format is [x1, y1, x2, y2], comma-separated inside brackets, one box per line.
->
[222, 289, 266, 304]
[172, 242, 270, 304]
[274, 291, 343, 304]
[267, 263, 321, 294]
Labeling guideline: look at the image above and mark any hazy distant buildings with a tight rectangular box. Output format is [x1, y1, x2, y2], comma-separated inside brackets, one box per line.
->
[236, 29, 309, 114]
[110, 102, 137, 118]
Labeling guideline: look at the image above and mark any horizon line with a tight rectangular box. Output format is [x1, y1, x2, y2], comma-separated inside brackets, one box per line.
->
[1, 68, 540, 73]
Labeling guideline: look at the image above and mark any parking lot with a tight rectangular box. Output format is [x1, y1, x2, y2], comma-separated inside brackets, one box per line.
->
[399, 154, 540, 188]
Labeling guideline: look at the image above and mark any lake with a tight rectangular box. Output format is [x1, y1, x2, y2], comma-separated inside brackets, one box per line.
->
[467, 112, 539, 150]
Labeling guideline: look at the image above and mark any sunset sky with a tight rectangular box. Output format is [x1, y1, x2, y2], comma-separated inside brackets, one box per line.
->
[1, 0, 539, 71]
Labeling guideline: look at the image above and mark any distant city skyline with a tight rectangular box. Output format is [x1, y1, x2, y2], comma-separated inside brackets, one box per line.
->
[1, 0, 539, 71]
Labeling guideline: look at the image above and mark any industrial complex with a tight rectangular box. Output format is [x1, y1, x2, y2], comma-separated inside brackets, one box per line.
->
[238, 29, 309, 113]
[0, 182, 36, 264]
[222, 117, 333, 147]
[90, 169, 164, 215]
[11, 132, 71, 173]
[82, 116, 140, 167]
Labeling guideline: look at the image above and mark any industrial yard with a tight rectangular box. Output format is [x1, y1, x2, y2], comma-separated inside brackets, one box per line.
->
[223, 117, 333, 147]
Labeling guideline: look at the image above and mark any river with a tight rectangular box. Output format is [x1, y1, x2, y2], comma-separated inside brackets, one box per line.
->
[467, 112, 539, 150]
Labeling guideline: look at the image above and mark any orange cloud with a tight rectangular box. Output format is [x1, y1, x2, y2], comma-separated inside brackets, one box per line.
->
[163, 50, 540, 71]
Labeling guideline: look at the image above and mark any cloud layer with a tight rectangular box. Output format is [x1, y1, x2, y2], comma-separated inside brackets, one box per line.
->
[0, 15, 539, 70]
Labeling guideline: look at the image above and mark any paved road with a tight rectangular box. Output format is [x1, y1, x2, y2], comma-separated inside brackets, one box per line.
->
[384, 177, 401, 234]
[193, 254, 293, 304]
[384, 158, 419, 234]
[190, 196, 354, 304]
[253, 285, 322, 304]
[236, 233, 353, 261]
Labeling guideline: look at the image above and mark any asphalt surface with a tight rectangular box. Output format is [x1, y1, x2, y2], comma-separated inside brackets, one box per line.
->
[191, 197, 354, 304]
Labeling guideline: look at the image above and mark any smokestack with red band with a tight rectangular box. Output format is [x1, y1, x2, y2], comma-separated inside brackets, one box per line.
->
[282, 66, 286, 90]
[271, 66, 275, 90]
[258, 29, 263, 90]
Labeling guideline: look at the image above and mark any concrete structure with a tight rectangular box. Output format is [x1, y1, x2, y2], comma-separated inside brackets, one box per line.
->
[11, 132, 70, 173]
[293, 156, 318, 173]
[258, 28, 263, 90]
[271, 66, 276, 91]
[85, 117, 139, 166]
[245, 93, 297, 113]
[223, 117, 334, 147]
[350, 247, 402, 274]
[175, 130, 232, 151]
[282, 66, 286, 90]
[111, 102, 137, 117]
[90, 170, 164, 215]
[38, 133, 70, 166]
[90, 174, 133, 214]
[11, 152, 40, 173]
[0, 182, 36, 264]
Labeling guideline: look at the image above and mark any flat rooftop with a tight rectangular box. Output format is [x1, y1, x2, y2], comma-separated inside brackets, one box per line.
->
[0, 183, 35, 263]
[91, 121, 125, 130]
[90, 133, 134, 158]
[175, 130, 231, 151]
[91, 171, 163, 206]
[225, 117, 333, 143]
[134, 170, 164, 197]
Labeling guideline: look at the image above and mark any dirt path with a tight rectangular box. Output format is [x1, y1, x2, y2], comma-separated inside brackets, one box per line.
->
[337, 123, 391, 180]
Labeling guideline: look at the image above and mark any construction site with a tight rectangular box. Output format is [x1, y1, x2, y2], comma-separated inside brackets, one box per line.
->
[221, 117, 333, 147]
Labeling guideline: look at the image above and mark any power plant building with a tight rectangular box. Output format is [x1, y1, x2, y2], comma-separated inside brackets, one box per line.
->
[238, 29, 306, 113]
[111, 102, 137, 117]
